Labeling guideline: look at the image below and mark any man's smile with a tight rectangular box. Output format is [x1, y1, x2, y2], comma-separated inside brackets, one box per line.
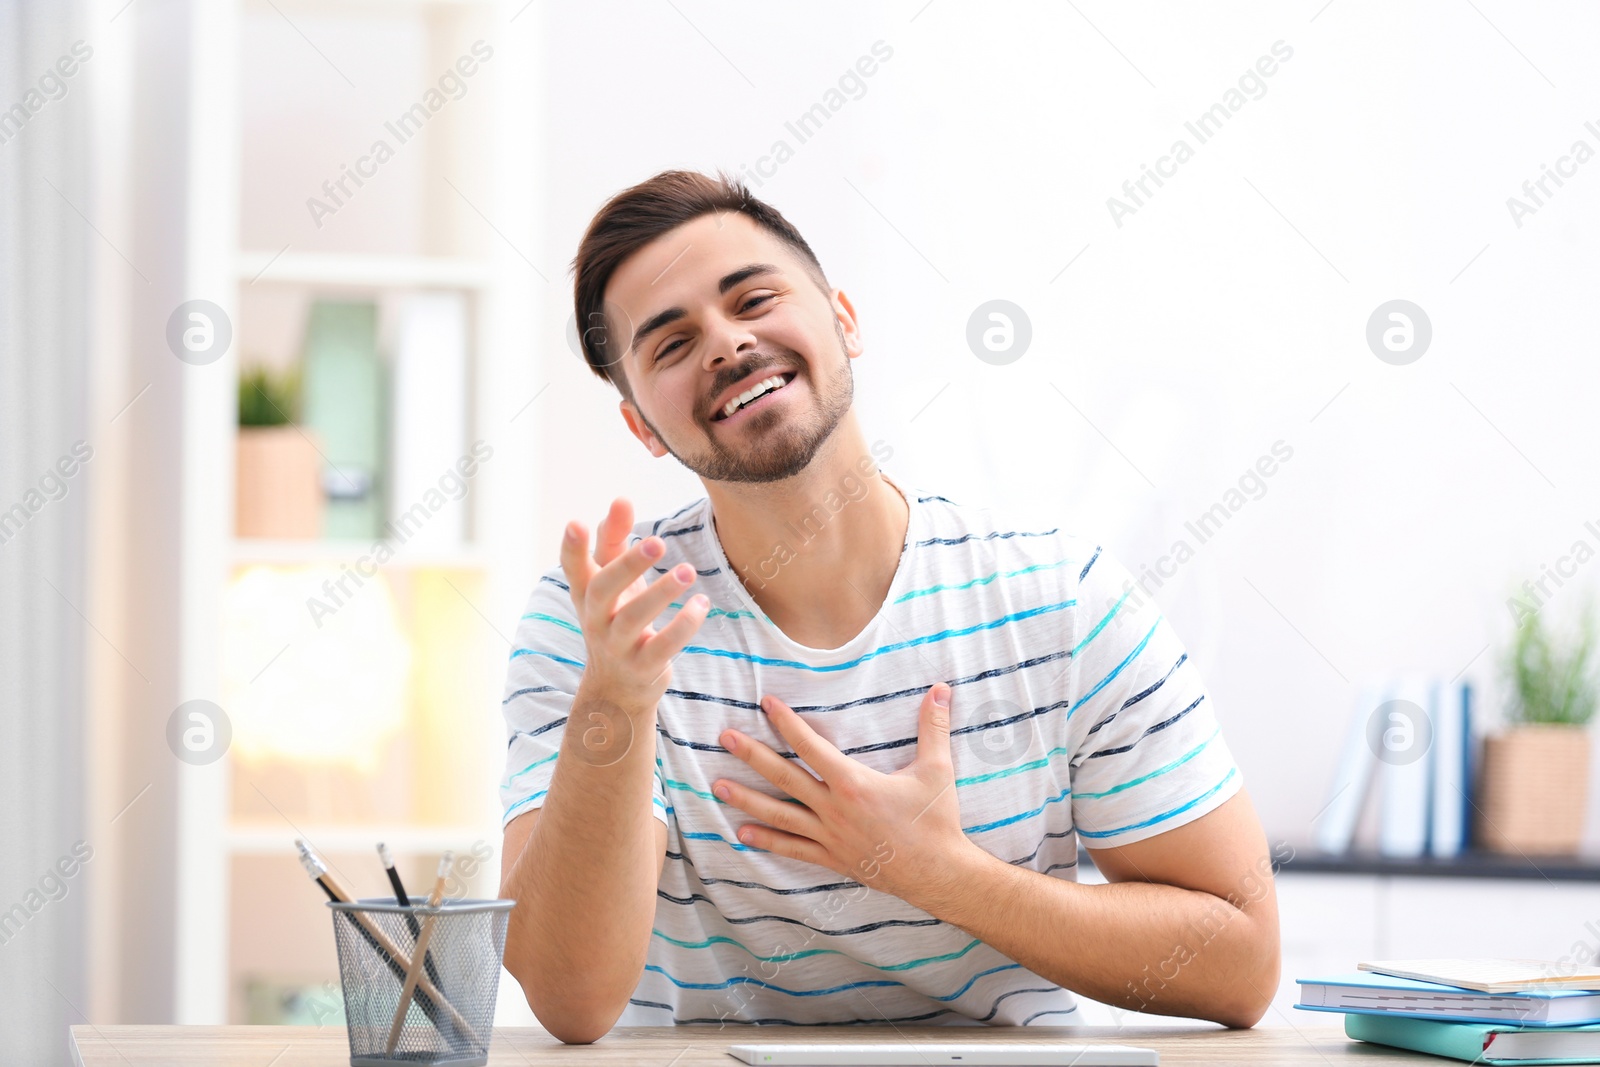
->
[710, 370, 799, 425]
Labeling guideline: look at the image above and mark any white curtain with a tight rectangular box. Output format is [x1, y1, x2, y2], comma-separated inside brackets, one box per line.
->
[0, 1, 94, 1063]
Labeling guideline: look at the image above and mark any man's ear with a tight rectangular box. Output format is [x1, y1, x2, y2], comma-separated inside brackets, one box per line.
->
[831, 288, 864, 360]
[620, 398, 670, 458]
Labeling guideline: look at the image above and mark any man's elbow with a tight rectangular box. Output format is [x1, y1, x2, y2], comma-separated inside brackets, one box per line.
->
[507, 963, 628, 1044]
[1213, 930, 1281, 1029]
[1212, 994, 1270, 1030]
[543, 1018, 616, 1046]
[526, 994, 625, 1045]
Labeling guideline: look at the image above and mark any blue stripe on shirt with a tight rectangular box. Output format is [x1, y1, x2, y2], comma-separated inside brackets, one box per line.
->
[1075, 766, 1238, 839]
[641, 961, 1022, 1001]
[651, 929, 986, 973]
[679, 598, 1076, 673]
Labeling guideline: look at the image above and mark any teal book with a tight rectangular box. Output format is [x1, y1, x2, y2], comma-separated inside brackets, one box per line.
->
[300, 301, 385, 539]
[1346, 1011, 1600, 1064]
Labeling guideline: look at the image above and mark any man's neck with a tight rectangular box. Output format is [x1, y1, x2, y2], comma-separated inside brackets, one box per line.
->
[706, 418, 909, 647]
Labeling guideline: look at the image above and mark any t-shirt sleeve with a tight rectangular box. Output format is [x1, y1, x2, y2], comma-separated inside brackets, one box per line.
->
[499, 568, 669, 829]
[1063, 544, 1243, 848]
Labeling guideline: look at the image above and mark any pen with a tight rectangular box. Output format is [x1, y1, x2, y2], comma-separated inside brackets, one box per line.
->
[385, 851, 453, 1055]
[378, 842, 413, 913]
[378, 841, 445, 998]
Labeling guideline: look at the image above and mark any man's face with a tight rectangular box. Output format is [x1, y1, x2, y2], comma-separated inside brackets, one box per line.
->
[604, 211, 860, 484]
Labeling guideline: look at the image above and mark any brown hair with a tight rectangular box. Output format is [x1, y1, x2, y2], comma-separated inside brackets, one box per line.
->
[569, 168, 830, 400]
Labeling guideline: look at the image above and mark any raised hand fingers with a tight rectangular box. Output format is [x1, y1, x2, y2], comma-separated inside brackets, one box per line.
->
[559, 520, 600, 604]
[587, 534, 668, 619]
[612, 561, 700, 639]
[639, 590, 711, 666]
[593, 497, 634, 568]
[554, 499, 709, 716]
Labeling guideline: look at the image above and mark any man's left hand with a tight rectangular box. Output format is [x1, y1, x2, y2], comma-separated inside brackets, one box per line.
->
[711, 682, 982, 906]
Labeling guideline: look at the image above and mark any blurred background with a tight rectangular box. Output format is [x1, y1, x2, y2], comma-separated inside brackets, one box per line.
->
[6, 0, 1600, 1060]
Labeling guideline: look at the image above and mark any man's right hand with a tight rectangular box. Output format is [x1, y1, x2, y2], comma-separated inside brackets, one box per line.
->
[504, 496, 695, 1041]
[560, 497, 710, 717]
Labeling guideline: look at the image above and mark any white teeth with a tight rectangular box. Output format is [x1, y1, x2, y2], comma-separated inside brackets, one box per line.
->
[719, 374, 790, 419]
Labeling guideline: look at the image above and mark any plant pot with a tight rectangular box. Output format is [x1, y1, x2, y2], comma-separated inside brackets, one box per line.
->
[1475, 723, 1591, 855]
[236, 425, 324, 539]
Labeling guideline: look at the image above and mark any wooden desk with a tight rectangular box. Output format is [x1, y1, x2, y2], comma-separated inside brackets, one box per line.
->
[70, 1023, 1438, 1064]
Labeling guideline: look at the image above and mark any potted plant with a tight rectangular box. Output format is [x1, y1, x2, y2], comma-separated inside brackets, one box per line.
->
[235, 363, 323, 539]
[1476, 597, 1598, 855]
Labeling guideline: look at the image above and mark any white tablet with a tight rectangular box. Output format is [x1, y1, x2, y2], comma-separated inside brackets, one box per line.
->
[724, 1042, 1159, 1065]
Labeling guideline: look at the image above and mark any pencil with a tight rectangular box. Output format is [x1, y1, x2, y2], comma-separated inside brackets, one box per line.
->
[384, 851, 453, 1055]
[295, 840, 478, 1049]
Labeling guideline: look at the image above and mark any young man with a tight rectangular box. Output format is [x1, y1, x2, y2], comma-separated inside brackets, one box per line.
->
[497, 170, 1280, 1042]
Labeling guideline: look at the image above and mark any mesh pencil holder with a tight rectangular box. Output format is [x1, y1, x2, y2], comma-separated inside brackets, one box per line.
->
[328, 897, 514, 1067]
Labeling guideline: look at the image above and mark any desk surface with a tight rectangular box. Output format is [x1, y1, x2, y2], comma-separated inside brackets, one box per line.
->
[70, 1023, 1435, 1064]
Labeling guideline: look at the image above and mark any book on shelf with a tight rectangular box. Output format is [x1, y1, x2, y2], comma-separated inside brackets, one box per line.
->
[388, 292, 468, 551]
[1429, 677, 1472, 857]
[1377, 672, 1433, 858]
[302, 300, 385, 540]
[1313, 680, 1383, 854]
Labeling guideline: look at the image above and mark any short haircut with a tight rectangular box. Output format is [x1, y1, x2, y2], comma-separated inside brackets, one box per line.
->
[570, 168, 830, 400]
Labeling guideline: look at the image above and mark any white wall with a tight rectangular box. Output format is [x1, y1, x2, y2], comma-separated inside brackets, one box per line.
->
[1, 1, 95, 1060]
[523, 0, 1600, 852]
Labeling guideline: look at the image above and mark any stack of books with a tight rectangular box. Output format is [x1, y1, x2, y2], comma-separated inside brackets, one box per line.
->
[1297, 959, 1600, 1064]
[1316, 676, 1474, 858]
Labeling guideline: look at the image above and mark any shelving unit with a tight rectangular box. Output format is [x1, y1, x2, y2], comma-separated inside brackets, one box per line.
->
[238, 251, 496, 290]
[174, 0, 544, 1025]
[232, 538, 488, 569]
[1277, 845, 1600, 881]
[224, 824, 488, 855]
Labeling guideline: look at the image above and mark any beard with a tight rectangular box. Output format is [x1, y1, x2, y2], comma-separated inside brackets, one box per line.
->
[638, 327, 854, 485]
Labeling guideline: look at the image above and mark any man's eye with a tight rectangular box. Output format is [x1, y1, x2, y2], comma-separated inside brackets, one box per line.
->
[655, 297, 772, 362]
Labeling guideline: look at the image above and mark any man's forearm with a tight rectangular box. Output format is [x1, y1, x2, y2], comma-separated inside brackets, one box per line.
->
[501, 686, 660, 1036]
[905, 846, 1278, 1028]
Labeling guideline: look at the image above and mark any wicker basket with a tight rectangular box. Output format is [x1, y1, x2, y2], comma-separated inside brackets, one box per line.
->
[1475, 724, 1591, 855]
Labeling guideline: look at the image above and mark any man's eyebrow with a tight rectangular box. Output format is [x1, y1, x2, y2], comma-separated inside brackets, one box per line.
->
[627, 263, 783, 357]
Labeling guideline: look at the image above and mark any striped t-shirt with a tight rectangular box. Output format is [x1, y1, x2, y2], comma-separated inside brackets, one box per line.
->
[499, 470, 1243, 1027]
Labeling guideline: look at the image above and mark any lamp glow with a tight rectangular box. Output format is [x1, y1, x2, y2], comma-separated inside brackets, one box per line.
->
[221, 564, 411, 772]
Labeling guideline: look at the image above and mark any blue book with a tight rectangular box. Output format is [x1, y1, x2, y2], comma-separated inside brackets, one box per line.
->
[1429, 679, 1468, 855]
[1345, 1011, 1600, 1064]
[1298, 972, 1600, 1027]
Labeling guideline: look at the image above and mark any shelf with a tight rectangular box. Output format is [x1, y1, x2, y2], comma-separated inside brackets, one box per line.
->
[1077, 844, 1600, 881]
[226, 823, 494, 854]
[232, 538, 488, 569]
[1275, 845, 1600, 881]
[246, 0, 497, 9]
[237, 251, 495, 290]
[248, 0, 496, 8]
